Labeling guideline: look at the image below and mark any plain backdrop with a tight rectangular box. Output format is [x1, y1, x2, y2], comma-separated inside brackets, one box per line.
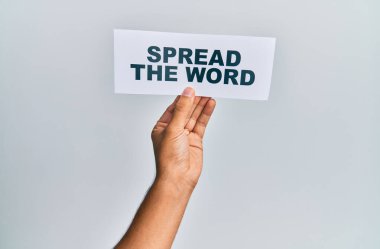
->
[0, 0, 379, 248]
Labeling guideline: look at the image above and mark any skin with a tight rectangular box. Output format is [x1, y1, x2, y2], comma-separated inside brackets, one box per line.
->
[115, 87, 216, 249]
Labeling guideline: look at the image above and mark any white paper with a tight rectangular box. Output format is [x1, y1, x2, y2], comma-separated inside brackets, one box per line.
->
[114, 29, 276, 100]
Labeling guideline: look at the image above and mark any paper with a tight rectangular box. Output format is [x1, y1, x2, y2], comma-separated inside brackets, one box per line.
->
[114, 29, 276, 100]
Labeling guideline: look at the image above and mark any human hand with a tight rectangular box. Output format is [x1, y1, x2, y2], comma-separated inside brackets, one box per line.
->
[151, 87, 216, 192]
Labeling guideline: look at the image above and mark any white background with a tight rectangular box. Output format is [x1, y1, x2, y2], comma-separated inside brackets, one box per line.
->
[1, 0, 379, 248]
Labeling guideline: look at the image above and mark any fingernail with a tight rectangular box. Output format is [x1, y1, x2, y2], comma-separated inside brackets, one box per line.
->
[182, 87, 194, 97]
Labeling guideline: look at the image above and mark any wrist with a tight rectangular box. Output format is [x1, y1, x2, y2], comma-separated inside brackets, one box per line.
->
[152, 176, 195, 200]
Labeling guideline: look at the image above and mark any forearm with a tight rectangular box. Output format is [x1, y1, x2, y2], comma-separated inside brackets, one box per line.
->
[115, 178, 193, 249]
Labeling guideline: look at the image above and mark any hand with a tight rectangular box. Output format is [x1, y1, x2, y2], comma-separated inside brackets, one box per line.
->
[151, 87, 216, 192]
[115, 87, 216, 249]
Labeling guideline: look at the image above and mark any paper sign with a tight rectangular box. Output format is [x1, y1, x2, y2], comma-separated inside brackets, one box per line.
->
[114, 29, 276, 100]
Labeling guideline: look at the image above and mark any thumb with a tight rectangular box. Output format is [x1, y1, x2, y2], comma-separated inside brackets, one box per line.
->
[168, 87, 195, 131]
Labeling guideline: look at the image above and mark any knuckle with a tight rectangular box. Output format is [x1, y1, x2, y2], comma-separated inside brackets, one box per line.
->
[151, 126, 160, 140]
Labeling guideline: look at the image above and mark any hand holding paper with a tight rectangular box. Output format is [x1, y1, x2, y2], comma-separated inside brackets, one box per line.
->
[115, 87, 216, 249]
[151, 87, 216, 190]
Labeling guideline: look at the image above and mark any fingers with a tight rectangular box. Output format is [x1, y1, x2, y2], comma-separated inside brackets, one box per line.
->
[185, 97, 211, 131]
[157, 95, 180, 124]
[193, 98, 216, 138]
[163, 87, 216, 137]
[185, 96, 201, 124]
[167, 87, 195, 131]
